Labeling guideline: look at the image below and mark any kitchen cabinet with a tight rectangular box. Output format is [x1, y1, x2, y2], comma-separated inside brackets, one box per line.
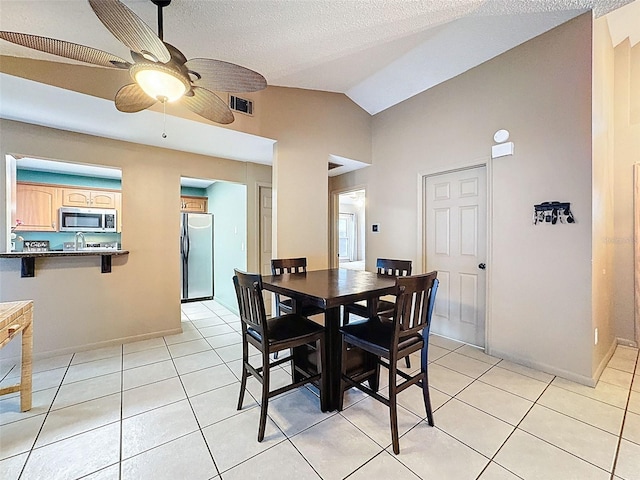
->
[15, 183, 60, 232]
[115, 192, 122, 233]
[15, 182, 121, 232]
[181, 196, 208, 213]
[61, 188, 117, 209]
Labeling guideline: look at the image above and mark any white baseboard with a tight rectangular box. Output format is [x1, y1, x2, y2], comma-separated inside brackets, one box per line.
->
[0, 327, 183, 368]
[488, 348, 597, 387]
[617, 337, 638, 348]
[592, 339, 618, 384]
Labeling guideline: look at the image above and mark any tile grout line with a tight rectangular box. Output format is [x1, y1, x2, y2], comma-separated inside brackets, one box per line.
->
[16, 353, 75, 480]
[6, 302, 637, 480]
[473, 377, 555, 480]
[118, 343, 123, 480]
[197, 302, 329, 477]
[608, 349, 639, 480]
[163, 332, 223, 479]
[487, 367, 632, 478]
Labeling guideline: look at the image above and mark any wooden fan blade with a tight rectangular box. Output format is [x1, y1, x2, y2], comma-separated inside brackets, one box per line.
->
[115, 83, 156, 113]
[180, 87, 234, 124]
[0, 31, 130, 69]
[89, 0, 170, 63]
[185, 58, 267, 93]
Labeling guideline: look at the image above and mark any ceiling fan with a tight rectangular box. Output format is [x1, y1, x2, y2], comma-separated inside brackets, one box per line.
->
[0, 0, 267, 125]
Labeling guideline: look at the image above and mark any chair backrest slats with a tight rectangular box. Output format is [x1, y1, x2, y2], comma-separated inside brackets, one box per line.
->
[376, 258, 412, 277]
[233, 269, 268, 335]
[393, 272, 439, 339]
[271, 258, 308, 275]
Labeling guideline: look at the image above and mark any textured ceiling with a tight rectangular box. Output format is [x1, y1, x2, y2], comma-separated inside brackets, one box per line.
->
[0, 0, 635, 115]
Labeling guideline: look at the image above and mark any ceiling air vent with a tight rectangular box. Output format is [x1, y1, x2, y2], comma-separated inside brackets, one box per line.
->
[229, 95, 253, 115]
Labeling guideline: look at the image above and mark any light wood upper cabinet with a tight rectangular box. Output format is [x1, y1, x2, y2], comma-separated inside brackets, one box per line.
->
[92, 191, 117, 209]
[115, 192, 122, 233]
[16, 182, 121, 232]
[61, 188, 117, 209]
[181, 196, 208, 213]
[15, 183, 60, 232]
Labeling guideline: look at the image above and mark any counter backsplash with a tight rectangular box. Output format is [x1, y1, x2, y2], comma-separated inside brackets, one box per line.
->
[11, 232, 121, 252]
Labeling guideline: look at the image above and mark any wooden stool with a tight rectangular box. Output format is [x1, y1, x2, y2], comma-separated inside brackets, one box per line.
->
[0, 300, 33, 411]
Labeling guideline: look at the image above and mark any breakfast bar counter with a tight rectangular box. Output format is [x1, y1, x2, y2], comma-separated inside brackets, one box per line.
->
[0, 250, 129, 277]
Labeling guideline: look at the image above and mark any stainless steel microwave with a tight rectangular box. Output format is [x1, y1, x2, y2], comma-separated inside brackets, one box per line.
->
[59, 207, 117, 232]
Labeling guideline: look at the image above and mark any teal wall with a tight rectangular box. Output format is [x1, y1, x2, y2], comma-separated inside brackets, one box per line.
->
[17, 169, 122, 189]
[18, 169, 205, 196]
[207, 182, 247, 311]
[14, 232, 121, 251]
[180, 187, 206, 197]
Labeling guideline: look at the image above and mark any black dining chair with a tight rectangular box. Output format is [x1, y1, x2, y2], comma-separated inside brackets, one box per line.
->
[271, 258, 324, 317]
[338, 271, 439, 454]
[343, 258, 413, 368]
[233, 269, 326, 442]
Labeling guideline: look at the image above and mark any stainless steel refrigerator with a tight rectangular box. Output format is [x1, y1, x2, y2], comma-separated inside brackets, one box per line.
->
[180, 213, 214, 302]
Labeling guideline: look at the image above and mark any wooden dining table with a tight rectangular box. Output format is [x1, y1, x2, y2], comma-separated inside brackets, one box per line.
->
[262, 268, 397, 411]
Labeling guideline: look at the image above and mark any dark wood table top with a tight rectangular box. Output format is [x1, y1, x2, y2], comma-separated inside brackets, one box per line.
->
[262, 268, 397, 310]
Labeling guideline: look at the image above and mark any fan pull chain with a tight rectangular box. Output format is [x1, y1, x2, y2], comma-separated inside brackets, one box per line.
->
[161, 97, 167, 139]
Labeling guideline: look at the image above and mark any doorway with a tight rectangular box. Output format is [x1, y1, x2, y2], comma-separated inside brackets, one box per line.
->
[634, 165, 640, 346]
[334, 189, 365, 270]
[258, 185, 273, 315]
[180, 176, 247, 311]
[423, 166, 487, 347]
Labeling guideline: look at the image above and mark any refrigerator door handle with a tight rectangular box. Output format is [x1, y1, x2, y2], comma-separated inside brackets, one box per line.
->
[180, 217, 189, 259]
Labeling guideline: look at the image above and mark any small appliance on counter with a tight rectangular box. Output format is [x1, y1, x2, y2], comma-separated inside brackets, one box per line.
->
[22, 240, 49, 252]
[63, 241, 119, 252]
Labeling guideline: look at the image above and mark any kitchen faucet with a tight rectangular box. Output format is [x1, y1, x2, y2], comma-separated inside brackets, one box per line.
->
[75, 231, 86, 251]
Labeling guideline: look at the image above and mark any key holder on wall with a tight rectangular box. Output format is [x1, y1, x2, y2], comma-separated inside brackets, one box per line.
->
[533, 201, 575, 225]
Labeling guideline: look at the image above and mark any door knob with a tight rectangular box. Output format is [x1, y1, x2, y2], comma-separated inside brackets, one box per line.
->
[478, 263, 486, 270]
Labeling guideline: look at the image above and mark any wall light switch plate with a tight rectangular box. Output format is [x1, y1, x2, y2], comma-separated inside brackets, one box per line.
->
[372, 223, 380, 233]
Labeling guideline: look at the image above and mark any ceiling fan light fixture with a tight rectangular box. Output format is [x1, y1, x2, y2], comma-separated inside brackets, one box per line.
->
[131, 63, 189, 102]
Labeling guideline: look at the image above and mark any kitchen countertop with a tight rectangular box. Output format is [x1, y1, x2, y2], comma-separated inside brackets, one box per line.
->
[0, 250, 129, 277]
[0, 250, 129, 258]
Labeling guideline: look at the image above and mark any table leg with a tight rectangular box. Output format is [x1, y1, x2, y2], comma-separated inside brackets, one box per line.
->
[20, 315, 33, 412]
[323, 306, 340, 411]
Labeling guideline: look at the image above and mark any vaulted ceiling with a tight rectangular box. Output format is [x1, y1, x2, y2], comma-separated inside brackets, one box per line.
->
[0, 0, 638, 168]
[1, 0, 636, 114]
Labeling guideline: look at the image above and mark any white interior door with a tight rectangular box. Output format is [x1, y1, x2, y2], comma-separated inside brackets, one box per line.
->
[425, 166, 487, 347]
[259, 186, 273, 315]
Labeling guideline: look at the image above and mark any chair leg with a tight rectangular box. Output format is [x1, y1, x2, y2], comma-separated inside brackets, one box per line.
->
[317, 337, 328, 412]
[337, 336, 348, 411]
[258, 351, 270, 442]
[422, 368, 434, 427]
[405, 356, 411, 369]
[237, 339, 249, 410]
[389, 358, 400, 454]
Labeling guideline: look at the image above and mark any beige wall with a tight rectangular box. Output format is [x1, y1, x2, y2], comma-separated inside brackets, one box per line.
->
[0, 54, 373, 272]
[613, 39, 640, 345]
[592, 17, 617, 374]
[0, 120, 271, 356]
[0, 65, 371, 356]
[332, 14, 598, 382]
[259, 88, 372, 269]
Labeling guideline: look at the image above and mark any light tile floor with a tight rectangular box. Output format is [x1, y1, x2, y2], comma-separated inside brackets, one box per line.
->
[1, 300, 639, 480]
